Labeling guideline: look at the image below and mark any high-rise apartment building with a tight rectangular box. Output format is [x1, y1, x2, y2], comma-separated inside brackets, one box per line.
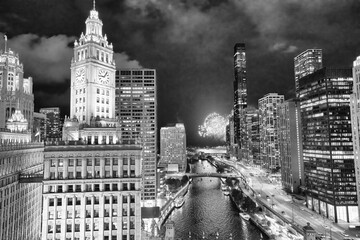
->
[350, 56, 360, 221]
[0, 46, 34, 130]
[0, 109, 43, 239]
[244, 108, 260, 165]
[43, 4, 143, 240]
[258, 93, 284, 169]
[294, 49, 322, 96]
[159, 123, 186, 172]
[233, 43, 247, 154]
[40, 107, 62, 141]
[299, 67, 357, 223]
[277, 99, 303, 193]
[116, 69, 157, 205]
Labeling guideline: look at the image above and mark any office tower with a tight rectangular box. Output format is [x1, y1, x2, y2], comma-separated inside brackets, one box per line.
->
[277, 99, 303, 193]
[116, 69, 157, 205]
[299, 67, 357, 223]
[40, 107, 62, 141]
[159, 123, 186, 172]
[258, 93, 284, 169]
[233, 43, 247, 155]
[244, 108, 260, 165]
[0, 109, 43, 239]
[43, 4, 143, 240]
[294, 49, 322, 96]
[33, 111, 47, 141]
[350, 56, 360, 221]
[0, 46, 34, 130]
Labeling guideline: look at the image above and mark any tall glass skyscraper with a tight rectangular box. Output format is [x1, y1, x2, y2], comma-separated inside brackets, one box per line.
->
[233, 43, 247, 156]
[294, 49, 322, 96]
[299, 67, 357, 223]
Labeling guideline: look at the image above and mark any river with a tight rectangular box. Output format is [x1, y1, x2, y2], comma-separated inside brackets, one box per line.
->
[164, 159, 267, 240]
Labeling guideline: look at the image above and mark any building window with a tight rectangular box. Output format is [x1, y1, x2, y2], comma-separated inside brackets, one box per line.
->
[75, 185, 82, 192]
[105, 158, 110, 165]
[123, 196, 128, 204]
[95, 196, 99, 204]
[97, 88, 100, 94]
[76, 197, 81, 205]
[94, 184, 100, 191]
[68, 185, 74, 192]
[67, 198, 73, 205]
[94, 209, 99, 218]
[56, 224, 61, 233]
[51, 159, 56, 167]
[130, 183, 135, 190]
[47, 224, 54, 234]
[112, 184, 118, 191]
[76, 172, 82, 179]
[49, 198, 55, 206]
[67, 224, 72, 232]
[75, 224, 80, 232]
[86, 197, 92, 205]
[69, 159, 74, 166]
[113, 158, 118, 165]
[57, 198, 62, 206]
[86, 210, 91, 218]
[95, 158, 100, 166]
[76, 159, 82, 166]
[87, 158, 92, 166]
[123, 183, 128, 191]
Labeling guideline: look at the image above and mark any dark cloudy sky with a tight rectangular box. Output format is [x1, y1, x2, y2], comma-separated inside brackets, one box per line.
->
[1, 0, 360, 146]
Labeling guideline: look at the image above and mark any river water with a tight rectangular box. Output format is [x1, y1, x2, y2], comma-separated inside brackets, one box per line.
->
[165, 160, 267, 240]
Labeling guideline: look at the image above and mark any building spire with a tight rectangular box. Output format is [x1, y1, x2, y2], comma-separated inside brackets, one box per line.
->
[93, 0, 96, 10]
[4, 34, 7, 53]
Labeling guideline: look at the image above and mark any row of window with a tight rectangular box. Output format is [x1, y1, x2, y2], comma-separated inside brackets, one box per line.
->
[46, 183, 137, 193]
[50, 158, 136, 167]
[48, 222, 136, 233]
[48, 195, 136, 207]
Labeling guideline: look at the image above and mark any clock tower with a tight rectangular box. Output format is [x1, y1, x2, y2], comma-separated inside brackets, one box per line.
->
[70, 2, 116, 124]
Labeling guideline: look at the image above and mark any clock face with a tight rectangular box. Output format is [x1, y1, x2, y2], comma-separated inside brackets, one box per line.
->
[98, 69, 110, 85]
[75, 68, 85, 84]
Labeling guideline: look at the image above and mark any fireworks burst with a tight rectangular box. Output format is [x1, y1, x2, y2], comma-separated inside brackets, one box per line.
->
[198, 113, 228, 141]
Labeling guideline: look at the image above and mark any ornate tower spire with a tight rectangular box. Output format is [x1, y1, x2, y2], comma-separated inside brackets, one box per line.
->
[93, 0, 96, 10]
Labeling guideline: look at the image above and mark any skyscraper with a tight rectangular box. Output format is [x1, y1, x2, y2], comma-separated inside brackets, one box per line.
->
[233, 43, 247, 156]
[33, 111, 47, 142]
[0, 46, 34, 130]
[277, 99, 303, 193]
[116, 69, 157, 205]
[294, 49, 322, 96]
[40, 107, 62, 141]
[0, 110, 43, 239]
[258, 93, 284, 169]
[159, 123, 187, 172]
[43, 4, 143, 240]
[299, 67, 357, 223]
[350, 56, 360, 221]
[244, 108, 260, 165]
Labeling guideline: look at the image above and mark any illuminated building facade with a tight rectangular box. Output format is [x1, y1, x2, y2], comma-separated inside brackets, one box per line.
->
[350, 56, 360, 220]
[278, 99, 303, 193]
[43, 4, 143, 240]
[0, 109, 43, 240]
[0, 47, 34, 130]
[299, 67, 357, 223]
[70, 2, 116, 125]
[294, 49, 322, 96]
[258, 93, 284, 169]
[33, 112, 47, 142]
[159, 123, 186, 172]
[40, 107, 62, 142]
[233, 43, 247, 155]
[244, 108, 260, 165]
[42, 144, 142, 240]
[115, 69, 157, 205]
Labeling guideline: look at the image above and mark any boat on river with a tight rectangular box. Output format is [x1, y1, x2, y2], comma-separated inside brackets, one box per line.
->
[175, 196, 185, 208]
[239, 212, 251, 221]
